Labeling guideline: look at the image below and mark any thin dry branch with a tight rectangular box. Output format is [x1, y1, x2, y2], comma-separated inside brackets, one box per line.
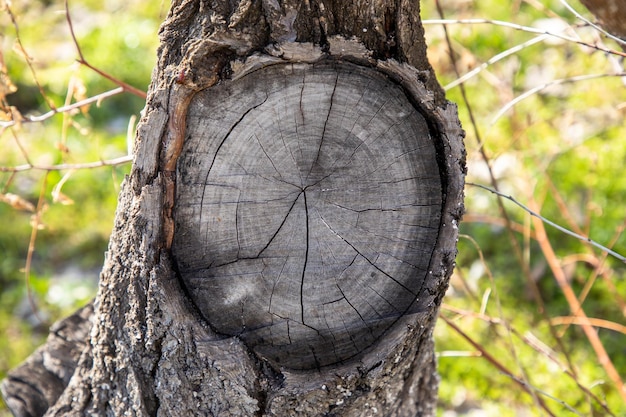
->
[468, 182, 626, 263]
[422, 19, 626, 58]
[64, 0, 147, 100]
[520, 331, 615, 416]
[3, 2, 57, 110]
[431, 2, 624, 413]
[0, 87, 125, 128]
[9, 127, 33, 166]
[492, 73, 626, 124]
[559, 0, 626, 46]
[504, 373, 585, 417]
[556, 221, 626, 336]
[574, 222, 626, 315]
[443, 34, 550, 90]
[551, 316, 626, 335]
[462, 213, 535, 237]
[440, 315, 557, 416]
[433, 0, 578, 375]
[460, 233, 545, 410]
[23, 173, 49, 324]
[545, 178, 587, 238]
[440, 304, 616, 415]
[433, 1, 527, 276]
[529, 196, 626, 402]
[0, 155, 133, 173]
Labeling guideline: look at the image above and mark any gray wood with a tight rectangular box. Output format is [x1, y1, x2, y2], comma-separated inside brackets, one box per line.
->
[2, 0, 465, 415]
[173, 61, 442, 369]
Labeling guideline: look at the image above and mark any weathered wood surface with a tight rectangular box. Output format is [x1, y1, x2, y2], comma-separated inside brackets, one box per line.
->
[174, 60, 442, 369]
[2, 0, 465, 415]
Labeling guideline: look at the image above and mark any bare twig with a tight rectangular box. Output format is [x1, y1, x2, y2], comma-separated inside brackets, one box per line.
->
[521, 330, 615, 416]
[468, 182, 626, 263]
[545, 179, 587, 238]
[4, 2, 57, 110]
[558, 0, 626, 46]
[0, 87, 125, 128]
[0, 155, 133, 173]
[558, 221, 626, 336]
[440, 315, 557, 416]
[575, 223, 625, 314]
[433, 2, 526, 277]
[9, 128, 33, 166]
[492, 73, 626, 124]
[551, 316, 626, 335]
[441, 304, 502, 324]
[505, 373, 586, 417]
[24, 173, 49, 324]
[64, 0, 147, 100]
[529, 196, 626, 401]
[430, 3, 624, 412]
[434, 1, 578, 375]
[444, 33, 550, 90]
[462, 213, 534, 236]
[422, 19, 626, 58]
[460, 233, 543, 410]
[441, 305, 616, 415]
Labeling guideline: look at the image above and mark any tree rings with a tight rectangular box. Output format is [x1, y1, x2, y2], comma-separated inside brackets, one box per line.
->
[173, 59, 443, 370]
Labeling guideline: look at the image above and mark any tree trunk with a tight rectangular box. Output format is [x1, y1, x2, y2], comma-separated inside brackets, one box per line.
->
[579, 0, 626, 44]
[2, 0, 465, 416]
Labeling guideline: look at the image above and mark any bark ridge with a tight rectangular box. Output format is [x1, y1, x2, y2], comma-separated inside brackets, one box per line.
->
[2, 0, 465, 415]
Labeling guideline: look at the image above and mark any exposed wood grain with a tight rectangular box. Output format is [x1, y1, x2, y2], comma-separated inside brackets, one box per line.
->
[173, 60, 443, 369]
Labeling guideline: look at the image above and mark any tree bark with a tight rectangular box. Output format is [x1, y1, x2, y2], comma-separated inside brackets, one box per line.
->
[579, 0, 626, 44]
[2, 0, 465, 416]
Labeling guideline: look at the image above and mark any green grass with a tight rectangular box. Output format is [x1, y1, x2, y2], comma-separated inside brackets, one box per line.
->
[422, 0, 626, 415]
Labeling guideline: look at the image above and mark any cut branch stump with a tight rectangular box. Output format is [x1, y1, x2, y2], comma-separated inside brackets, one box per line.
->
[2, 1, 465, 416]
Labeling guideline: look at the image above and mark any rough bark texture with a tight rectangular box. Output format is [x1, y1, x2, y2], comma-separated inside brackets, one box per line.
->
[2, 0, 465, 416]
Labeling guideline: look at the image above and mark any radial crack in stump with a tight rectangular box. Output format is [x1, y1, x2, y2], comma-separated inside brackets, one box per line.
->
[173, 60, 443, 370]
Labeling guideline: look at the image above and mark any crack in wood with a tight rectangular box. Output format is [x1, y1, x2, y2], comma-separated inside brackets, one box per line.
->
[300, 189, 309, 325]
[308, 70, 339, 180]
[318, 215, 416, 296]
[173, 60, 443, 369]
[199, 94, 270, 242]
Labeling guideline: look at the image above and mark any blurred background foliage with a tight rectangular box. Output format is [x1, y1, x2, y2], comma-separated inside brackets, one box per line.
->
[422, 0, 626, 415]
[0, 0, 625, 415]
